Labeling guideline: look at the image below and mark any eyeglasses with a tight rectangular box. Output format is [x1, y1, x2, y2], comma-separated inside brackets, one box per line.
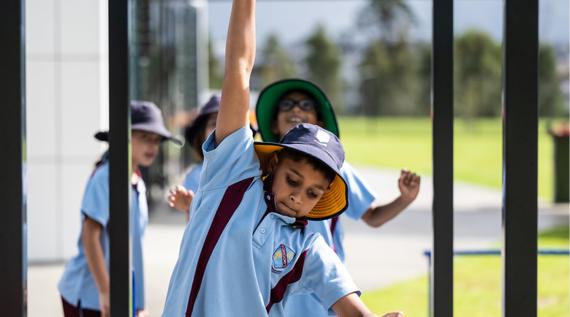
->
[277, 99, 317, 112]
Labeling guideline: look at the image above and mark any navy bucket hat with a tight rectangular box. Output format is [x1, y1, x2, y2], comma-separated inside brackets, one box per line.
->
[94, 100, 183, 146]
[184, 95, 258, 145]
[184, 95, 220, 145]
[254, 123, 348, 220]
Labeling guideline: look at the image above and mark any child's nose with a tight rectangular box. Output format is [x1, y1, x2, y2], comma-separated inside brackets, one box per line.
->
[289, 193, 301, 204]
[291, 105, 304, 114]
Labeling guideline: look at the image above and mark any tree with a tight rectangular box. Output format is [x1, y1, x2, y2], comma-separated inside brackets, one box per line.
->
[358, 40, 422, 116]
[304, 24, 343, 111]
[208, 40, 223, 89]
[359, 42, 387, 117]
[255, 33, 297, 87]
[355, 0, 422, 117]
[357, 0, 416, 44]
[454, 30, 502, 119]
[539, 44, 565, 117]
[416, 42, 432, 116]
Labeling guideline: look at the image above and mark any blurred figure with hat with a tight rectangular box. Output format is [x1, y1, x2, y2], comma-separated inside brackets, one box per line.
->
[58, 100, 180, 317]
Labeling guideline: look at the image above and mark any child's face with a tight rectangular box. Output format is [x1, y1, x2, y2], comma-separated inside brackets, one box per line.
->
[271, 91, 320, 139]
[132, 130, 161, 167]
[271, 157, 330, 218]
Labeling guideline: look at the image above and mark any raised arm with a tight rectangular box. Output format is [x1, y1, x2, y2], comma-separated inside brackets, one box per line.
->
[215, 0, 256, 144]
[361, 170, 420, 228]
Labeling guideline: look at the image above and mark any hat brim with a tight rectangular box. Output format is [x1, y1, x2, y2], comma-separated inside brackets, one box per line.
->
[185, 113, 257, 145]
[94, 128, 184, 146]
[256, 79, 340, 143]
[254, 141, 348, 220]
[94, 131, 109, 142]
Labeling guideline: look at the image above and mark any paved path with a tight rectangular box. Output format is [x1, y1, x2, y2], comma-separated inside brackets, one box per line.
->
[28, 167, 569, 316]
[342, 167, 568, 290]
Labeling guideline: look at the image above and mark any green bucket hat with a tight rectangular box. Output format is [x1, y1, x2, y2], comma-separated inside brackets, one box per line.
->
[255, 78, 340, 142]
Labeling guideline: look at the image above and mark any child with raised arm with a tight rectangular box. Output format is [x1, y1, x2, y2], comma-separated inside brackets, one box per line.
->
[161, 0, 402, 316]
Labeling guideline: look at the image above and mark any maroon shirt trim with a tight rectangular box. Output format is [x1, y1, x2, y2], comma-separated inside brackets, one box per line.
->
[185, 177, 254, 317]
[330, 216, 339, 253]
[265, 250, 308, 313]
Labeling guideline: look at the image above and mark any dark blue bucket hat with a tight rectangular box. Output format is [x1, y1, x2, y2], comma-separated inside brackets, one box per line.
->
[254, 123, 348, 220]
[94, 100, 183, 146]
[184, 95, 220, 145]
[184, 95, 258, 145]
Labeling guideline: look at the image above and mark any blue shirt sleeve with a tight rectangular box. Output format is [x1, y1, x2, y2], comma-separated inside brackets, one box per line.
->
[182, 163, 203, 193]
[341, 162, 378, 220]
[200, 126, 261, 191]
[80, 164, 110, 226]
[298, 236, 360, 310]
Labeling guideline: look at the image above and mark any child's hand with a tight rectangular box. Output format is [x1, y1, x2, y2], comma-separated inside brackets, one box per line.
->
[381, 312, 404, 317]
[398, 169, 420, 203]
[98, 291, 110, 317]
[136, 309, 149, 317]
[167, 185, 194, 213]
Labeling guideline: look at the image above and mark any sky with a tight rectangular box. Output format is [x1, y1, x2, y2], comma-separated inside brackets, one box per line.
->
[206, 0, 569, 48]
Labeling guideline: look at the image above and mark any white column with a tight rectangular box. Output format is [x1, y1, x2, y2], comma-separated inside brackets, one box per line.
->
[26, 0, 109, 262]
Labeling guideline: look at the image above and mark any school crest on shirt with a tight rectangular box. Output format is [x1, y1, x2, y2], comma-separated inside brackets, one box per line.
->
[272, 244, 296, 273]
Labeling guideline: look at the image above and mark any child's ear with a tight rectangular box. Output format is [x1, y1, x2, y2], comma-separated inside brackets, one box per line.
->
[269, 153, 279, 172]
[264, 153, 279, 175]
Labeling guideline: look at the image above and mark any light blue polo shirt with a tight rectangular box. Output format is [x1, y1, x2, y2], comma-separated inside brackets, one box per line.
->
[285, 161, 377, 316]
[182, 163, 203, 193]
[329, 162, 377, 261]
[162, 127, 359, 317]
[58, 161, 148, 311]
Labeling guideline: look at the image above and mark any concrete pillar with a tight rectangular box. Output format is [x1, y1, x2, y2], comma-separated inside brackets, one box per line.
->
[26, 0, 109, 262]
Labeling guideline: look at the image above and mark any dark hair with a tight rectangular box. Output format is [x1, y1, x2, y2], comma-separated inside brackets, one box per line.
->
[185, 113, 216, 161]
[271, 89, 323, 126]
[94, 150, 109, 169]
[277, 148, 335, 183]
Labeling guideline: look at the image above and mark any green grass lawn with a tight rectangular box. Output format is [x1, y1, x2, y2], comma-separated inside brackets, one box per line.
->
[338, 117, 559, 201]
[361, 226, 570, 317]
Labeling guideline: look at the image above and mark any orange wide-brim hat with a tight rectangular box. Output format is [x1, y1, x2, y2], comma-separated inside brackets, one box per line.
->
[254, 124, 348, 220]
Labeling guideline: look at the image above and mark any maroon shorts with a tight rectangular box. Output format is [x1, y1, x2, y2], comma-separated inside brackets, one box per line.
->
[61, 297, 101, 317]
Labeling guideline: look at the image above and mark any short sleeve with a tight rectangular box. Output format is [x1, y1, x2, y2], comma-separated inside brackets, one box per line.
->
[299, 236, 359, 310]
[341, 162, 378, 220]
[81, 164, 110, 226]
[182, 164, 203, 193]
[199, 126, 261, 191]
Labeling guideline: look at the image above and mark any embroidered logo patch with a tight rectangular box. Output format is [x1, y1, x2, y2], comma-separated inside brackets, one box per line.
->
[316, 129, 331, 146]
[272, 244, 296, 272]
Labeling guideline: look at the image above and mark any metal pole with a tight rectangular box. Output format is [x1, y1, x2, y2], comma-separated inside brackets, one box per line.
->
[109, 0, 132, 315]
[431, 0, 454, 315]
[0, 0, 26, 315]
[502, 0, 538, 315]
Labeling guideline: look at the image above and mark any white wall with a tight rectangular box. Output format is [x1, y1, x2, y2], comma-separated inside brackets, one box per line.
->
[26, 0, 109, 262]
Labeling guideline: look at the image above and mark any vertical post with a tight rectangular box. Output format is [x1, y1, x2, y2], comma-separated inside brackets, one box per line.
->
[0, 0, 26, 315]
[109, 0, 132, 316]
[502, 0, 538, 315]
[431, 0, 454, 316]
